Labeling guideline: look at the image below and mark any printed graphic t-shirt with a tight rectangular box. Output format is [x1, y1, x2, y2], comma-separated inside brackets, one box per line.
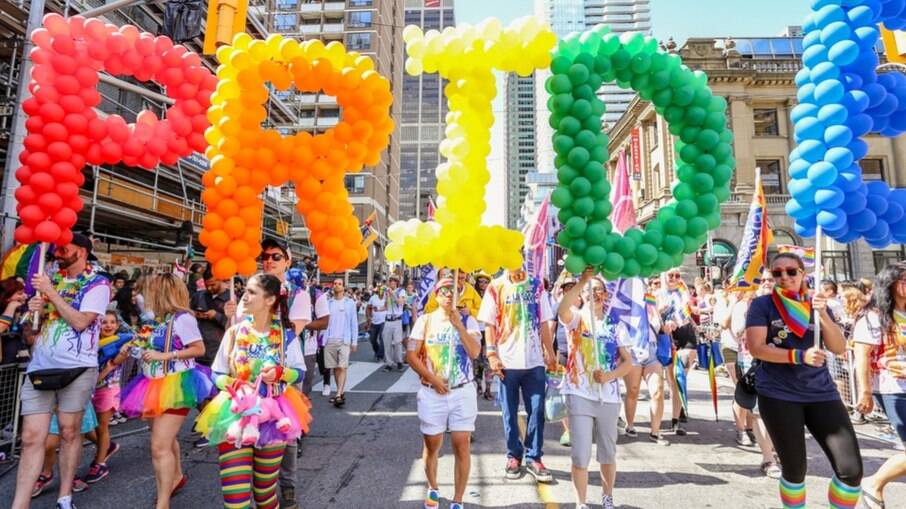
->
[477, 275, 553, 370]
[410, 310, 480, 386]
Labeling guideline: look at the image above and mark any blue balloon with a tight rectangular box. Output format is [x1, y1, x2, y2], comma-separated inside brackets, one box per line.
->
[889, 110, 906, 131]
[817, 208, 847, 230]
[867, 180, 891, 196]
[789, 178, 818, 203]
[786, 198, 813, 219]
[828, 40, 860, 65]
[841, 90, 871, 114]
[869, 93, 900, 117]
[835, 228, 863, 243]
[821, 21, 852, 46]
[842, 72, 864, 89]
[865, 82, 888, 108]
[866, 219, 891, 241]
[854, 26, 880, 49]
[803, 45, 830, 68]
[850, 208, 877, 232]
[846, 5, 875, 26]
[824, 146, 854, 168]
[814, 4, 845, 27]
[796, 67, 813, 87]
[810, 61, 840, 83]
[799, 139, 828, 162]
[818, 103, 848, 124]
[888, 16, 906, 30]
[814, 79, 845, 105]
[789, 158, 812, 179]
[882, 200, 904, 223]
[815, 187, 846, 208]
[847, 138, 869, 160]
[796, 117, 825, 140]
[798, 83, 818, 104]
[792, 103, 820, 123]
[866, 193, 890, 216]
[803, 27, 822, 48]
[824, 223, 850, 238]
[795, 221, 817, 237]
[881, 0, 906, 17]
[872, 114, 890, 132]
[808, 160, 839, 186]
[867, 234, 893, 248]
[847, 113, 873, 136]
[840, 190, 867, 213]
[824, 124, 853, 146]
[835, 168, 864, 192]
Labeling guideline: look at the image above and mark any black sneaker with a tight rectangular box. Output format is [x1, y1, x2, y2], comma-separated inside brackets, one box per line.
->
[525, 460, 553, 483]
[745, 429, 757, 445]
[280, 486, 299, 509]
[648, 433, 670, 446]
[624, 426, 638, 438]
[505, 457, 522, 479]
[382, 365, 393, 372]
[397, 362, 404, 371]
[671, 420, 687, 436]
[678, 409, 688, 423]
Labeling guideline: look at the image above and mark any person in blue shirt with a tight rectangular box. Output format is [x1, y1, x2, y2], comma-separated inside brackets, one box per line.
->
[745, 252, 862, 509]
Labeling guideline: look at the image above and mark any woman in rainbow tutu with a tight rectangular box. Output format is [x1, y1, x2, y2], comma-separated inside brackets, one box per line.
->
[119, 273, 214, 509]
[196, 273, 311, 509]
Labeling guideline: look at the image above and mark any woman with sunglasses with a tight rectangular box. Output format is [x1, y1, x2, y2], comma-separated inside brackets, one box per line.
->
[196, 273, 311, 509]
[119, 274, 215, 509]
[659, 268, 696, 435]
[853, 262, 906, 508]
[558, 268, 633, 509]
[745, 253, 862, 509]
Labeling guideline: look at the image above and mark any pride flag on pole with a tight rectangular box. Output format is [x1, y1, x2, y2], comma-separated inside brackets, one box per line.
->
[726, 169, 773, 291]
[611, 150, 636, 234]
[777, 245, 816, 268]
[523, 196, 550, 282]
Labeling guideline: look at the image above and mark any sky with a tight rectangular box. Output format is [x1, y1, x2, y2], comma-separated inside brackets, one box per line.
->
[450, 0, 813, 225]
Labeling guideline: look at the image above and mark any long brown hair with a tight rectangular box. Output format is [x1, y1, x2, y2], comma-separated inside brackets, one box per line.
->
[142, 273, 190, 317]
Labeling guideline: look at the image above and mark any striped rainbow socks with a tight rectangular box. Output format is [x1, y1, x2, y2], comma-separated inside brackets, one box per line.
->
[828, 476, 861, 509]
[780, 478, 806, 509]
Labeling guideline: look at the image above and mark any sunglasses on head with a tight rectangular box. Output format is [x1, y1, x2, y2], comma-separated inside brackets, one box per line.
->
[771, 267, 800, 278]
[437, 286, 454, 296]
[258, 252, 287, 262]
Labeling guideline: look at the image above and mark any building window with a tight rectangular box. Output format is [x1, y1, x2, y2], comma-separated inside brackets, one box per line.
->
[348, 0, 373, 6]
[823, 249, 853, 281]
[756, 159, 784, 195]
[276, 0, 297, 10]
[753, 108, 779, 136]
[274, 13, 297, 31]
[348, 11, 372, 28]
[874, 248, 905, 272]
[860, 158, 885, 181]
[344, 174, 366, 194]
[347, 32, 372, 50]
[423, 11, 440, 30]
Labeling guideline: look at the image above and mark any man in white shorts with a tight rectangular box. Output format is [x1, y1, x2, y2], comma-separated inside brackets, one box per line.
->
[406, 277, 482, 509]
[322, 278, 358, 407]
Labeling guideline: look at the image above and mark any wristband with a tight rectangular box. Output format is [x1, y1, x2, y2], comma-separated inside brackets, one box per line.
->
[486, 344, 497, 354]
[274, 366, 284, 381]
[788, 349, 804, 365]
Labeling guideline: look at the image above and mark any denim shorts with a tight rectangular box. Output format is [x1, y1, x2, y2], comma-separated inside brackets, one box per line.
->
[878, 393, 906, 444]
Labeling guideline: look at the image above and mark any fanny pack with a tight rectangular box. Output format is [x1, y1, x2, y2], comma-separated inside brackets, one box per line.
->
[28, 367, 88, 391]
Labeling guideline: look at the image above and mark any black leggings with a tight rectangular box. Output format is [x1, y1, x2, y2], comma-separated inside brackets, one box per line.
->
[758, 395, 863, 485]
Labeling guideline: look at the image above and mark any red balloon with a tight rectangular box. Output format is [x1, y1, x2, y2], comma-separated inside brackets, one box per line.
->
[54, 75, 80, 95]
[106, 118, 129, 143]
[38, 193, 63, 214]
[46, 141, 72, 161]
[87, 117, 107, 140]
[66, 197, 83, 213]
[51, 54, 77, 74]
[25, 116, 45, 134]
[34, 221, 61, 243]
[51, 35, 75, 56]
[15, 166, 33, 183]
[25, 152, 51, 171]
[38, 102, 65, 122]
[59, 95, 85, 114]
[24, 134, 47, 153]
[68, 135, 89, 153]
[33, 85, 60, 104]
[56, 229, 73, 247]
[56, 182, 79, 199]
[14, 185, 37, 204]
[62, 113, 88, 134]
[20, 204, 45, 224]
[22, 98, 40, 116]
[50, 162, 77, 180]
[14, 226, 35, 244]
[42, 122, 68, 142]
[54, 208, 78, 229]
[106, 32, 127, 53]
[29, 172, 55, 193]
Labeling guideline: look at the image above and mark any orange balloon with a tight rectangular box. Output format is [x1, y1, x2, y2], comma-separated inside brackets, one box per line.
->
[340, 249, 360, 268]
[239, 206, 261, 226]
[234, 186, 258, 207]
[208, 229, 229, 251]
[216, 199, 239, 218]
[227, 239, 250, 260]
[307, 210, 327, 231]
[202, 172, 216, 187]
[203, 212, 224, 231]
[323, 236, 343, 257]
[237, 257, 257, 276]
[213, 258, 238, 280]
[242, 228, 260, 246]
[224, 216, 245, 238]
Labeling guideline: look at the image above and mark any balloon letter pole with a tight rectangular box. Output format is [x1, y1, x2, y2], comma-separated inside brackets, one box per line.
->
[385, 18, 557, 273]
[790, 2, 906, 344]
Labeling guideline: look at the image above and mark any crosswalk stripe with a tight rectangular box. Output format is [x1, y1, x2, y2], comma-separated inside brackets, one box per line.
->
[312, 361, 383, 392]
[385, 367, 422, 393]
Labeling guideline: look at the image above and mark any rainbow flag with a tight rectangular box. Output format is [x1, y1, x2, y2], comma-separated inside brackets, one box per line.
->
[777, 245, 816, 268]
[0, 243, 49, 295]
[644, 292, 657, 307]
[772, 287, 811, 338]
[675, 280, 694, 322]
[673, 347, 688, 414]
[726, 170, 773, 291]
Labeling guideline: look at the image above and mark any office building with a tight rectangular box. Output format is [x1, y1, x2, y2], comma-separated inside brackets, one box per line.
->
[398, 0, 454, 221]
[504, 72, 538, 229]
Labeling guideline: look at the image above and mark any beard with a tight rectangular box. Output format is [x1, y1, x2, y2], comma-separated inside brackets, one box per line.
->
[55, 254, 78, 271]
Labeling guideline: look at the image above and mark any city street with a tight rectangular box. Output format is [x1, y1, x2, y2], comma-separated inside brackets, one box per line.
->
[4, 342, 904, 509]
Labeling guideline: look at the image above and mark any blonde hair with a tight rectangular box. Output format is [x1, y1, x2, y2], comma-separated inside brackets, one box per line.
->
[841, 286, 867, 319]
[143, 273, 190, 317]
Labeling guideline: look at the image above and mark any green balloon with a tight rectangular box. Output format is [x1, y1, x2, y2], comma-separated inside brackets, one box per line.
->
[590, 145, 607, 162]
[615, 69, 634, 83]
[590, 179, 611, 200]
[696, 129, 720, 151]
[568, 64, 590, 85]
[583, 161, 605, 182]
[568, 146, 591, 167]
[603, 233, 618, 252]
[676, 164, 697, 183]
[558, 207, 574, 224]
[571, 99, 593, 119]
[679, 144, 701, 163]
[585, 117, 604, 132]
[570, 238, 588, 254]
[708, 95, 728, 112]
[592, 199, 612, 220]
[639, 265, 654, 278]
[651, 69, 671, 89]
[675, 199, 698, 219]
[551, 74, 573, 94]
[673, 182, 695, 201]
[630, 73, 651, 93]
[643, 229, 664, 248]
[630, 54, 652, 74]
[657, 205, 677, 223]
[604, 252, 625, 274]
[686, 217, 708, 237]
[549, 112, 565, 129]
[551, 55, 572, 75]
[652, 88, 673, 108]
[558, 165, 580, 183]
[663, 234, 684, 255]
[670, 67, 692, 87]
[711, 164, 733, 186]
[705, 211, 722, 229]
[704, 111, 726, 131]
[551, 187, 573, 208]
[664, 216, 688, 236]
[565, 254, 586, 275]
[672, 252, 685, 265]
[575, 130, 597, 149]
[636, 243, 658, 265]
[566, 216, 588, 237]
[599, 33, 621, 55]
[594, 54, 613, 74]
[574, 84, 595, 100]
[573, 197, 595, 217]
[680, 126, 702, 145]
[584, 223, 607, 244]
[585, 245, 606, 265]
[655, 252, 674, 271]
[591, 99, 606, 116]
[611, 49, 631, 70]
[719, 129, 734, 143]
[559, 116, 582, 136]
[586, 73, 603, 91]
[683, 235, 701, 254]
[556, 230, 572, 247]
[695, 153, 717, 172]
[693, 86, 712, 108]
[713, 184, 731, 202]
[684, 106, 707, 126]
[575, 51, 595, 69]
[664, 105, 685, 124]
[616, 236, 636, 258]
[552, 93, 575, 114]
[712, 142, 733, 162]
[623, 259, 641, 278]
[691, 173, 715, 192]
[570, 176, 592, 197]
[554, 135, 575, 155]
[625, 228, 644, 244]
[672, 85, 695, 106]
[695, 193, 719, 214]
[595, 132, 608, 145]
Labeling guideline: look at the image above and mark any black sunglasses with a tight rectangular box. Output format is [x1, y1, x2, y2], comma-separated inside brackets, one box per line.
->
[771, 268, 800, 278]
[258, 252, 287, 262]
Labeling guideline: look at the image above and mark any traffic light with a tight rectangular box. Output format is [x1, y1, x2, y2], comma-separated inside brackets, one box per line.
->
[203, 0, 249, 55]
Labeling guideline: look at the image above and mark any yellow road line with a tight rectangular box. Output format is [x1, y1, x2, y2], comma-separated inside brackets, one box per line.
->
[517, 414, 560, 509]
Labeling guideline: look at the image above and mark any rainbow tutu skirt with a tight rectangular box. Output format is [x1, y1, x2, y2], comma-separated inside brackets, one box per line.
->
[120, 366, 216, 419]
[195, 386, 312, 448]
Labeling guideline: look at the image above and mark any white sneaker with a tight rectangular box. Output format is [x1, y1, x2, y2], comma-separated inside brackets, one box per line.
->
[322, 385, 331, 397]
[602, 494, 615, 509]
[576, 505, 590, 509]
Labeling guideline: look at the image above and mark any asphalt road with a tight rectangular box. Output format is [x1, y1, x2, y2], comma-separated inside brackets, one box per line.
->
[3, 340, 904, 508]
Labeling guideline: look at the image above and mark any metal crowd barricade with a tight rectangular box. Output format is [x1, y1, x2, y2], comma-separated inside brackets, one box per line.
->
[0, 362, 25, 457]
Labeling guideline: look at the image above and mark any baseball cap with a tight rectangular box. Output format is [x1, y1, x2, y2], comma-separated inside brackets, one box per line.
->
[70, 233, 97, 261]
[261, 238, 290, 259]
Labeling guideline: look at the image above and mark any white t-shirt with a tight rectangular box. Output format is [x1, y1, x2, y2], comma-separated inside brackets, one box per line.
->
[853, 310, 906, 394]
[28, 281, 111, 373]
[561, 308, 630, 403]
[326, 297, 349, 344]
[409, 311, 480, 385]
[141, 313, 204, 378]
[477, 276, 554, 370]
[368, 294, 387, 324]
[289, 287, 312, 324]
[305, 292, 331, 355]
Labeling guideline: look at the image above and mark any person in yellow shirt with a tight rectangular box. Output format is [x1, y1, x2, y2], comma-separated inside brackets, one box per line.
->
[424, 270, 481, 317]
